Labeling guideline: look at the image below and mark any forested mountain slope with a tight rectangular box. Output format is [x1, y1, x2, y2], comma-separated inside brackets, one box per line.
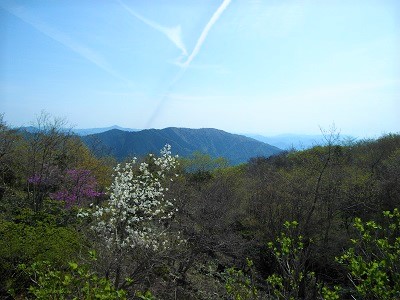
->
[3, 114, 400, 299]
[81, 127, 282, 164]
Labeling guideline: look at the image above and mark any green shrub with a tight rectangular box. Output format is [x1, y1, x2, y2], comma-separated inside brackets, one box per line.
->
[0, 209, 83, 297]
[337, 209, 400, 299]
[20, 260, 127, 299]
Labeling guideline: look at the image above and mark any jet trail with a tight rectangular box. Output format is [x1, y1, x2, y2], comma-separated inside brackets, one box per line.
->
[145, 0, 232, 128]
[118, 0, 188, 56]
[180, 0, 231, 68]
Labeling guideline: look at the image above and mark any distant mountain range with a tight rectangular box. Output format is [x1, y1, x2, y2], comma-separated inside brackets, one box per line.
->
[245, 133, 355, 150]
[67, 126, 352, 151]
[18, 125, 355, 162]
[245, 134, 327, 150]
[72, 125, 139, 136]
[81, 127, 282, 165]
[18, 125, 139, 136]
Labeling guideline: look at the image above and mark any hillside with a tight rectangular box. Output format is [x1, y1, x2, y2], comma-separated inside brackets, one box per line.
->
[3, 114, 400, 298]
[81, 127, 282, 164]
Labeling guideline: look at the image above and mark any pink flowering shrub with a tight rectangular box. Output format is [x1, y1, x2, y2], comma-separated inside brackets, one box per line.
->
[51, 169, 102, 208]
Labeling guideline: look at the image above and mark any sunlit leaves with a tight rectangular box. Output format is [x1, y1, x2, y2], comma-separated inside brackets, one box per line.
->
[337, 209, 400, 299]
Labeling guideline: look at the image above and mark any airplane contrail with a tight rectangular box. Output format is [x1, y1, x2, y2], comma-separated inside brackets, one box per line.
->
[180, 0, 232, 68]
[118, 0, 188, 56]
[145, 0, 232, 128]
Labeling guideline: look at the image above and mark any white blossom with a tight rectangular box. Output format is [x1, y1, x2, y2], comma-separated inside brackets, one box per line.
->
[87, 145, 179, 251]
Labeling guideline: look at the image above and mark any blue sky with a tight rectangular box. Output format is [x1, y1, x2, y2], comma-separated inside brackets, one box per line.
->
[1, 0, 399, 137]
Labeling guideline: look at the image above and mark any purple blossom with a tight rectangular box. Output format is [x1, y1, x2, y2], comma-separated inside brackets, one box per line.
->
[28, 174, 42, 185]
[50, 169, 102, 208]
[28, 164, 62, 186]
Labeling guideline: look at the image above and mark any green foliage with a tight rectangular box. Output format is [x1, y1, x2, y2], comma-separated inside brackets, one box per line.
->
[0, 207, 83, 296]
[267, 221, 303, 258]
[320, 285, 340, 300]
[224, 209, 400, 299]
[266, 221, 313, 299]
[337, 209, 400, 299]
[0, 114, 23, 188]
[225, 220, 342, 299]
[224, 258, 258, 300]
[2, 113, 400, 298]
[135, 290, 156, 300]
[20, 260, 127, 299]
[182, 151, 229, 173]
[0, 218, 80, 263]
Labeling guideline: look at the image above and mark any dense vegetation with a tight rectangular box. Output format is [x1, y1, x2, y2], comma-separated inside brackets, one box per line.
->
[1, 113, 399, 299]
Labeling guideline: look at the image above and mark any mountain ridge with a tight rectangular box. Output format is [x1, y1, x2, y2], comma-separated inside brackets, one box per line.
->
[81, 127, 282, 165]
[72, 125, 139, 136]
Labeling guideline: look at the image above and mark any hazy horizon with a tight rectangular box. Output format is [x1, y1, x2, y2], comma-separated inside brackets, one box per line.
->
[8, 120, 398, 142]
[1, 1, 399, 138]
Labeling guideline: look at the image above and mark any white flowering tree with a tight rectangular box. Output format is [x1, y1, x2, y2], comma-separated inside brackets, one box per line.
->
[79, 145, 180, 288]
